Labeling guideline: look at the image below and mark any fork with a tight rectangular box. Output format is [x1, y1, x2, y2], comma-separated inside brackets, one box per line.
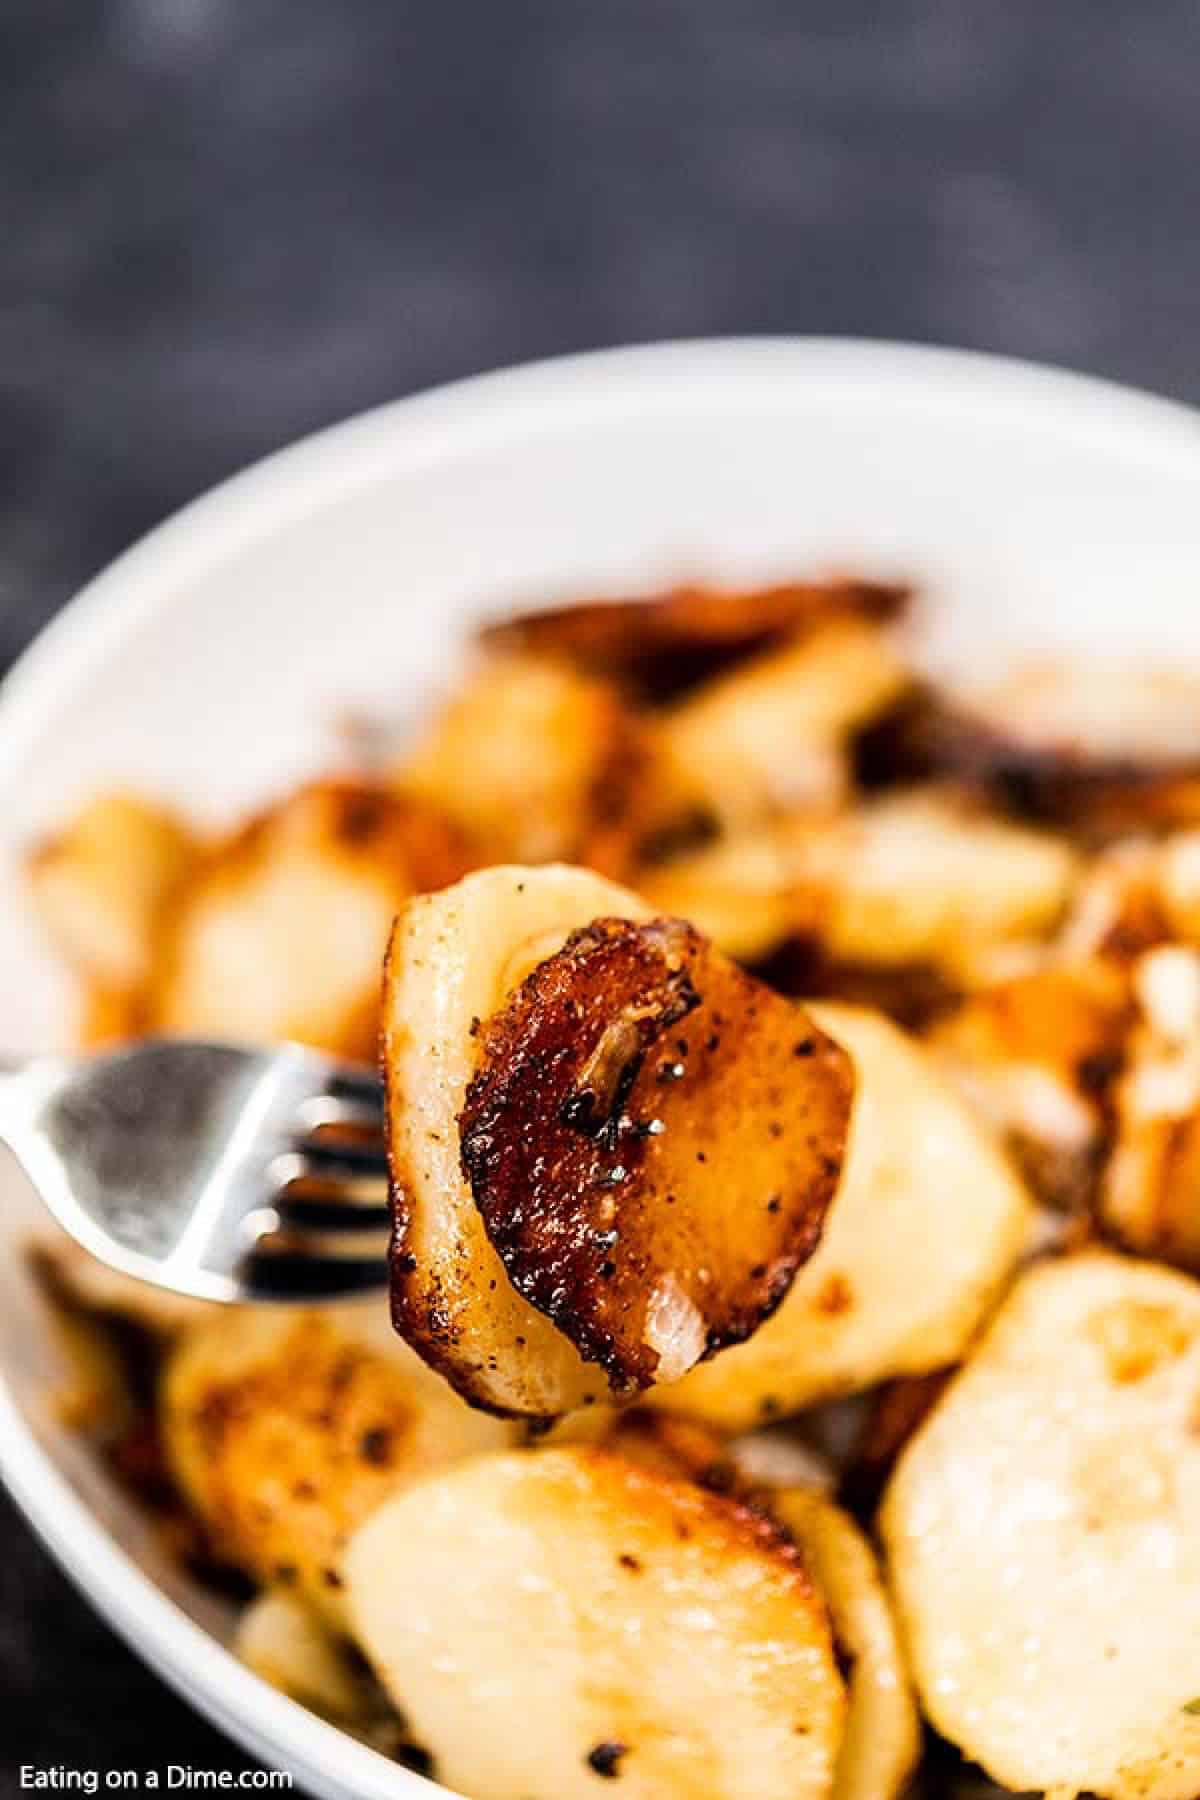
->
[0, 1039, 391, 1302]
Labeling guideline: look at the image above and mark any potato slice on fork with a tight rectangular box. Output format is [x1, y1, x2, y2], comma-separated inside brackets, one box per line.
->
[384, 865, 853, 1416]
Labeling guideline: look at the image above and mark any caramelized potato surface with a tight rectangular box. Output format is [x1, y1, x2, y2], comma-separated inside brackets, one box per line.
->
[163, 1304, 513, 1628]
[461, 915, 852, 1394]
[399, 653, 656, 870]
[478, 577, 908, 703]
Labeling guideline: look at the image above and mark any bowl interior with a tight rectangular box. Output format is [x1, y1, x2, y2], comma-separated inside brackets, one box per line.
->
[3, 340, 1200, 1794]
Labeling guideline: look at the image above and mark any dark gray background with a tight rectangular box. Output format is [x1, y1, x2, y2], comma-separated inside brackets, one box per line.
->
[3, 0, 1199, 1786]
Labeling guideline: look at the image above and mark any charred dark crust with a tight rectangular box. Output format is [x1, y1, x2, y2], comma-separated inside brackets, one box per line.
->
[856, 686, 1200, 836]
[459, 916, 853, 1393]
[479, 580, 911, 705]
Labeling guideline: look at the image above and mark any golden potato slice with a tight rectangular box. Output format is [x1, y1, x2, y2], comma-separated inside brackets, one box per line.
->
[151, 780, 469, 1060]
[932, 962, 1131, 1211]
[478, 577, 909, 704]
[27, 791, 198, 990]
[772, 1489, 919, 1800]
[659, 619, 910, 826]
[398, 653, 656, 870]
[162, 1303, 513, 1628]
[882, 1251, 1200, 1800]
[460, 915, 852, 1395]
[344, 1446, 846, 1800]
[385, 864, 655, 1415]
[784, 789, 1076, 978]
[659, 1004, 1032, 1426]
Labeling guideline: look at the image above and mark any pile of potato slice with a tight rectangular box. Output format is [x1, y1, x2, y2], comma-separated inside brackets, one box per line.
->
[29, 577, 1200, 1799]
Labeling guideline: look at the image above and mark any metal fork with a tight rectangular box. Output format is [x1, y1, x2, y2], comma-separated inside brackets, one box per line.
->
[0, 1040, 390, 1302]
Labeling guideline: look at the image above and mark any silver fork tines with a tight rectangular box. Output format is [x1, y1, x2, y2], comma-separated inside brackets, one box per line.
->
[0, 1039, 390, 1302]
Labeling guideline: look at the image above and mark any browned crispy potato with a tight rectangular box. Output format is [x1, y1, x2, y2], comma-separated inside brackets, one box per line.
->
[398, 653, 666, 872]
[783, 788, 1077, 979]
[861, 662, 1200, 835]
[385, 865, 657, 1416]
[1097, 946, 1200, 1271]
[345, 1445, 846, 1800]
[27, 791, 198, 991]
[479, 577, 909, 703]
[162, 1304, 513, 1629]
[659, 619, 911, 826]
[932, 962, 1132, 1211]
[658, 1005, 1032, 1426]
[150, 780, 470, 1059]
[460, 915, 852, 1395]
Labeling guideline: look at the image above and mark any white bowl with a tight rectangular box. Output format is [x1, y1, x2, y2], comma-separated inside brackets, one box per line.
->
[3, 338, 1200, 1797]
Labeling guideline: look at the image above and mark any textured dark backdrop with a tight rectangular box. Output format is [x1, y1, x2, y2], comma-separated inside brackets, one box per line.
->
[3, 0, 1199, 1787]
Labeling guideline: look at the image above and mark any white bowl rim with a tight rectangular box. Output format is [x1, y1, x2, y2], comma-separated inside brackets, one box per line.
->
[4, 334, 1200, 1797]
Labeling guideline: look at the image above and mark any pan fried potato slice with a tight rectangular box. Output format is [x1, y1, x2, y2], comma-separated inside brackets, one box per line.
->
[460, 915, 852, 1395]
[658, 1004, 1031, 1426]
[772, 1490, 919, 1800]
[882, 1252, 1200, 1800]
[27, 791, 198, 989]
[399, 653, 654, 869]
[345, 1446, 846, 1800]
[932, 961, 1131, 1211]
[660, 619, 910, 825]
[785, 789, 1076, 977]
[385, 864, 656, 1415]
[162, 1303, 513, 1628]
[478, 577, 908, 703]
[151, 780, 469, 1059]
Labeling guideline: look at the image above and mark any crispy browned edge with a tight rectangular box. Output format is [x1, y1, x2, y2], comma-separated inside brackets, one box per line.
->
[857, 684, 1200, 835]
[457, 916, 853, 1394]
[480, 579, 911, 704]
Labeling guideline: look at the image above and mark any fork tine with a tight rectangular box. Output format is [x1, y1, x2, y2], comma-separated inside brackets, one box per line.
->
[296, 1092, 383, 1136]
[241, 1250, 388, 1299]
[324, 1065, 385, 1108]
[281, 1137, 390, 1180]
[273, 1185, 392, 1231]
